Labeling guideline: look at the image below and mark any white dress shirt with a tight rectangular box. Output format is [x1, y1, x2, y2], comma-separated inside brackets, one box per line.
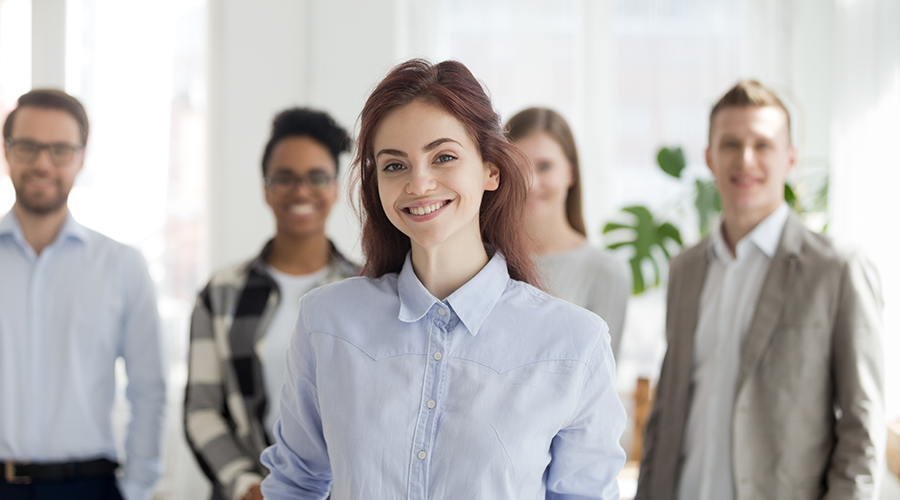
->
[261, 252, 626, 499]
[0, 211, 166, 500]
[678, 203, 789, 500]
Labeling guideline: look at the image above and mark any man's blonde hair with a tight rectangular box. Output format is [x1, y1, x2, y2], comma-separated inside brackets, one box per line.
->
[709, 80, 791, 144]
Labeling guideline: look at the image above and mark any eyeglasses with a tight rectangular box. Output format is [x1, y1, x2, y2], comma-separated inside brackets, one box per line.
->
[5, 138, 85, 164]
[264, 170, 335, 194]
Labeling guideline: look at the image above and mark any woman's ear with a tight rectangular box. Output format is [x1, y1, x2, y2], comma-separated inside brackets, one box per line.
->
[484, 162, 500, 192]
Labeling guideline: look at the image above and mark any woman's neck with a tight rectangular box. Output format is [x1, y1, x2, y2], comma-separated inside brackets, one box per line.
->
[526, 210, 585, 255]
[266, 231, 331, 275]
[410, 234, 489, 301]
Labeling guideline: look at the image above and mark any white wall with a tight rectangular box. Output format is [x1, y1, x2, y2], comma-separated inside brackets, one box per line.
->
[207, 0, 311, 270]
[829, 0, 900, 427]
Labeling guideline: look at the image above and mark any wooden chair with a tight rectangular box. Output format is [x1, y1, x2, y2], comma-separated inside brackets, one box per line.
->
[889, 419, 900, 480]
[631, 377, 652, 461]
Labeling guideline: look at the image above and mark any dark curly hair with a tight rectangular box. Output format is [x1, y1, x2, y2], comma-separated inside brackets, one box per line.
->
[260, 107, 352, 177]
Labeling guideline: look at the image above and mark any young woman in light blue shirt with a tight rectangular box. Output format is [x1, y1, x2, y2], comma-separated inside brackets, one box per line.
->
[260, 59, 626, 500]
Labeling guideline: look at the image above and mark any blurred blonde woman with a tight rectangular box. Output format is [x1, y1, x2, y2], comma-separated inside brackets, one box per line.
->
[506, 107, 630, 357]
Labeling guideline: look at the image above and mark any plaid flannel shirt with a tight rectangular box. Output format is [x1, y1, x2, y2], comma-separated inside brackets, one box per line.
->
[184, 240, 358, 500]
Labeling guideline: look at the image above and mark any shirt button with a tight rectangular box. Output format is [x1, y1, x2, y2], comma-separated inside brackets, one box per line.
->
[437, 308, 447, 316]
[433, 351, 442, 360]
[418, 450, 427, 460]
[426, 399, 436, 409]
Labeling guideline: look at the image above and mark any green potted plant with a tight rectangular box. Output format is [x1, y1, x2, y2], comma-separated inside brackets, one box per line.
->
[603, 147, 826, 294]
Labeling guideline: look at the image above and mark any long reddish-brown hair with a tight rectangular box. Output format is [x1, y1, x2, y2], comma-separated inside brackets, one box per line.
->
[352, 59, 538, 286]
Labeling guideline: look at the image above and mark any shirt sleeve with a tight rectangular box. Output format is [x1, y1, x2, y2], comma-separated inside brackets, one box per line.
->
[260, 295, 332, 499]
[545, 323, 627, 500]
[183, 284, 264, 500]
[118, 249, 167, 500]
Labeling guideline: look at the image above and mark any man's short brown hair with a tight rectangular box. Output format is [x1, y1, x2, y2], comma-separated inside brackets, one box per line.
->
[709, 80, 791, 144]
[3, 89, 90, 145]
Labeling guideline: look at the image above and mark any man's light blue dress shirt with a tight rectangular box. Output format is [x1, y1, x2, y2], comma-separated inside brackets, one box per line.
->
[0, 211, 166, 500]
[261, 253, 626, 499]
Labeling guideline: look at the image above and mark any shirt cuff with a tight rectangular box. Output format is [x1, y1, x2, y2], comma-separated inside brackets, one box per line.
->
[117, 477, 152, 500]
[233, 472, 264, 500]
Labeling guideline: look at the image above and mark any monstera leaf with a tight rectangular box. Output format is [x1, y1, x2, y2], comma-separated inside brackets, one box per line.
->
[657, 147, 686, 178]
[695, 179, 722, 237]
[603, 206, 683, 295]
[784, 183, 798, 210]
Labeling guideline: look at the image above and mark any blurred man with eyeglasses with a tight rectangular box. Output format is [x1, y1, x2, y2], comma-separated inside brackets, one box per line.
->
[184, 107, 358, 500]
[0, 90, 165, 500]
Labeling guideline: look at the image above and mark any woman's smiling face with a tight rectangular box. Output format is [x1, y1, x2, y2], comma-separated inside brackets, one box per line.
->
[513, 131, 573, 223]
[373, 100, 499, 254]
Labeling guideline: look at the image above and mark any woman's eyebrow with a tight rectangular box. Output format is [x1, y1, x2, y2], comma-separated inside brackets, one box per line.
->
[423, 138, 461, 152]
[376, 148, 407, 158]
[376, 138, 462, 159]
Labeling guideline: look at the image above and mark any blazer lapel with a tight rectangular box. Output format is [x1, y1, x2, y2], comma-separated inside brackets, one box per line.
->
[736, 215, 804, 391]
[656, 240, 708, 485]
[672, 244, 708, 390]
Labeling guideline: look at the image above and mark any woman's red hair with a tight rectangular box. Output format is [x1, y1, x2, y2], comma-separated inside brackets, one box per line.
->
[352, 59, 538, 286]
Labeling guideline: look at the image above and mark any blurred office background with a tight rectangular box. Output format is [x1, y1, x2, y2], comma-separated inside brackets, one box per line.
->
[0, 0, 898, 498]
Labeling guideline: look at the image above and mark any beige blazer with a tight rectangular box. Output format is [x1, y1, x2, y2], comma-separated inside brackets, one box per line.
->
[636, 215, 885, 500]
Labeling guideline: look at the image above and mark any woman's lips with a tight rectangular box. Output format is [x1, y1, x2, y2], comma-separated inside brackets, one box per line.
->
[406, 200, 449, 216]
[403, 199, 452, 221]
[289, 203, 316, 215]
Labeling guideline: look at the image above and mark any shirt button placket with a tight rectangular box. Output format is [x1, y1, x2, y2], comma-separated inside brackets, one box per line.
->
[418, 305, 452, 498]
[410, 307, 450, 499]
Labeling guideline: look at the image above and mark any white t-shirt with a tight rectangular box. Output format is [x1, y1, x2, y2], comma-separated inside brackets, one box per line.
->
[260, 265, 330, 436]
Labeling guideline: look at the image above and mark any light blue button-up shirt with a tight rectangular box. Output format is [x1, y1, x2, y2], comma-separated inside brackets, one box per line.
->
[261, 252, 626, 499]
[0, 211, 166, 500]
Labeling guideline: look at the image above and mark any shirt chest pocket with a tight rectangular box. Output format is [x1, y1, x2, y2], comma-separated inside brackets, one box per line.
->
[68, 286, 126, 358]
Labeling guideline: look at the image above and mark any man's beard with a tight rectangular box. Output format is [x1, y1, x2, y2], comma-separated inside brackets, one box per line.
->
[14, 176, 70, 215]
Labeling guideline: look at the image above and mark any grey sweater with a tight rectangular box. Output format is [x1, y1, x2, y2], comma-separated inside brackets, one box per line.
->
[536, 243, 630, 358]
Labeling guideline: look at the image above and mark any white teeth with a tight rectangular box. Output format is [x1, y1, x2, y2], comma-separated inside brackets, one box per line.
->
[290, 204, 315, 215]
[409, 201, 446, 216]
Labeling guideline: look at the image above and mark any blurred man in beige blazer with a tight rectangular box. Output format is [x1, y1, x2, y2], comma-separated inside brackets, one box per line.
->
[636, 81, 885, 500]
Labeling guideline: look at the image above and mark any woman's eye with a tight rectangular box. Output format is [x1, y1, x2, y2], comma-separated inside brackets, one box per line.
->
[435, 154, 456, 163]
[537, 162, 552, 172]
[383, 162, 405, 172]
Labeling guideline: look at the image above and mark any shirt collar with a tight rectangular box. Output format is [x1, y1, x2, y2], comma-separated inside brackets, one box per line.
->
[0, 211, 19, 238]
[57, 212, 90, 244]
[0, 210, 88, 250]
[709, 202, 790, 261]
[397, 252, 509, 337]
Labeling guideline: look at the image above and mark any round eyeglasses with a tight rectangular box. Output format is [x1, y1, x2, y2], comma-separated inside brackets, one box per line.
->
[264, 170, 335, 194]
[5, 138, 85, 164]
